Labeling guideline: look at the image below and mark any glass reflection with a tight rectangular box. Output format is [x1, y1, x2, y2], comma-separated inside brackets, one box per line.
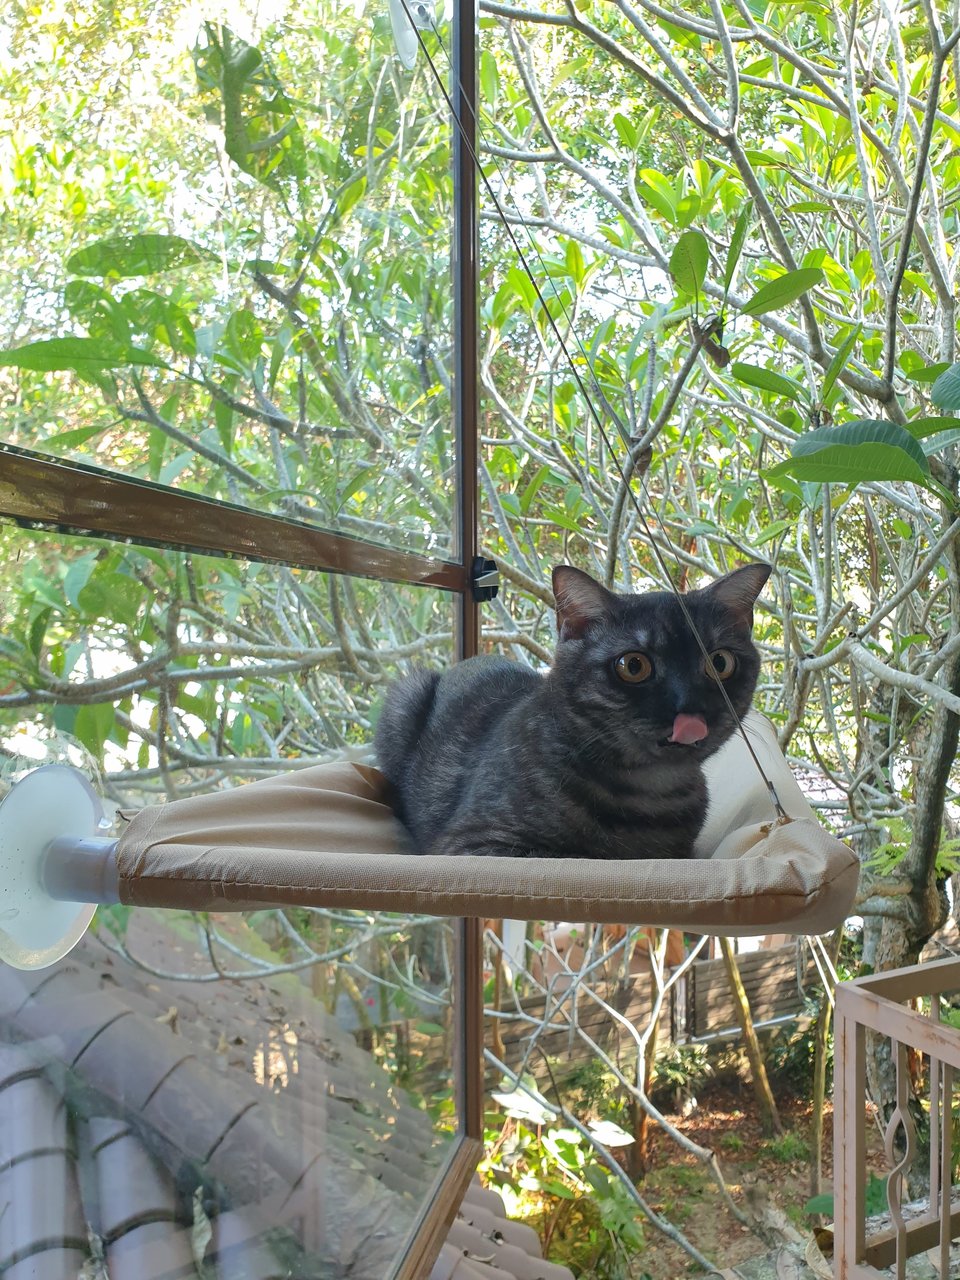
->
[0, 528, 459, 1277]
[0, 0, 456, 556]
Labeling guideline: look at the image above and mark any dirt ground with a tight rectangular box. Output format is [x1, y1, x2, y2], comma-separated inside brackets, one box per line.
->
[538, 1077, 888, 1279]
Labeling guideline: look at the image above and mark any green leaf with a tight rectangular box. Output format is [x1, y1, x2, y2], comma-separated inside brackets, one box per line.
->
[612, 112, 638, 148]
[337, 175, 367, 221]
[755, 519, 792, 545]
[64, 279, 130, 340]
[669, 230, 709, 297]
[637, 170, 677, 223]
[78, 572, 146, 627]
[821, 324, 862, 400]
[193, 25, 306, 196]
[67, 233, 209, 278]
[904, 416, 960, 438]
[674, 192, 701, 229]
[723, 202, 751, 296]
[120, 289, 197, 356]
[223, 308, 265, 364]
[480, 49, 500, 105]
[338, 466, 378, 508]
[45, 423, 110, 449]
[731, 361, 805, 401]
[414, 1020, 446, 1036]
[565, 238, 586, 286]
[63, 554, 99, 609]
[804, 1193, 834, 1216]
[740, 267, 823, 317]
[527, 1178, 576, 1200]
[520, 464, 551, 514]
[904, 361, 950, 384]
[0, 337, 168, 374]
[769, 418, 930, 487]
[74, 701, 116, 756]
[931, 363, 960, 410]
[921, 430, 960, 455]
[28, 607, 52, 659]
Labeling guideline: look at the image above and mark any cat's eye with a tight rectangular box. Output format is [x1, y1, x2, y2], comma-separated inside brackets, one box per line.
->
[615, 652, 653, 683]
[705, 648, 737, 681]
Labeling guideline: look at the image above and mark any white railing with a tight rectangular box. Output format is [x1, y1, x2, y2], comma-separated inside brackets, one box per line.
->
[834, 956, 960, 1278]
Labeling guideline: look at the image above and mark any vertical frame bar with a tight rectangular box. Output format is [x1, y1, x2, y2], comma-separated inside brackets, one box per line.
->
[453, 0, 480, 656]
[940, 1060, 953, 1278]
[835, 990, 867, 1276]
[892, 1040, 908, 1280]
[930, 998, 942, 1216]
[395, 5, 483, 1271]
[453, 0, 484, 1146]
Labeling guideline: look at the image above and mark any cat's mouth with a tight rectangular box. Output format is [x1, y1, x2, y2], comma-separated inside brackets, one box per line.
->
[659, 713, 709, 749]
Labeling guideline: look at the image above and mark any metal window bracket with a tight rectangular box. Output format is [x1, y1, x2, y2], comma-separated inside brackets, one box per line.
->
[470, 556, 499, 602]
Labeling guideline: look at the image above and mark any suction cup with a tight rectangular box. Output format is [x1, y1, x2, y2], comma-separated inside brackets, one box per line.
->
[388, 0, 434, 68]
[0, 765, 106, 970]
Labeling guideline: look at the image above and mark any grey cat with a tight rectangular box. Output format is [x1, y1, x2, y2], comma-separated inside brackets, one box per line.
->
[375, 562, 770, 859]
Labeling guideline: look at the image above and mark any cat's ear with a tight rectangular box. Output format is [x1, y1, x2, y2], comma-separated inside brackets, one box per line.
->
[553, 566, 614, 641]
[704, 562, 771, 627]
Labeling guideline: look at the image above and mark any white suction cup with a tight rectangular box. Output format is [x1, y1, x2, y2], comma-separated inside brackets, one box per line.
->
[388, 0, 433, 68]
[0, 765, 107, 970]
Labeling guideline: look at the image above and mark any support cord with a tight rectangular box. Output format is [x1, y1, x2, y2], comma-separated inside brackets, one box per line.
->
[398, 4, 789, 822]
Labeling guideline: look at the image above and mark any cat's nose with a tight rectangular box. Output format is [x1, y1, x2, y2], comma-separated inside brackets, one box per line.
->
[668, 713, 708, 745]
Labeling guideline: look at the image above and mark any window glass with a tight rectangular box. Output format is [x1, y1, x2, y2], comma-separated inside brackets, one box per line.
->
[0, 528, 459, 1277]
[0, 0, 457, 558]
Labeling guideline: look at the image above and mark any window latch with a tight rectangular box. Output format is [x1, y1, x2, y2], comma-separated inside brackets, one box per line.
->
[471, 556, 500, 602]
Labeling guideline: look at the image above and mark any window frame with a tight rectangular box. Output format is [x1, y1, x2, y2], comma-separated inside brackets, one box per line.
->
[0, 0, 484, 1269]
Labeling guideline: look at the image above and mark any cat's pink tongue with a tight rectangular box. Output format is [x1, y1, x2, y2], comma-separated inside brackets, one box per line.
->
[669, 714, 708, 745]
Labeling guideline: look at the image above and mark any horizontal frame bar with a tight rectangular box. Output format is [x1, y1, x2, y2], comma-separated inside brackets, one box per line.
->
[0, 445, 468, 591]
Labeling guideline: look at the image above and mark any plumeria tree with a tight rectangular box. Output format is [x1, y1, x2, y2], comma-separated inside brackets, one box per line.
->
[1, 0, 959, 1262]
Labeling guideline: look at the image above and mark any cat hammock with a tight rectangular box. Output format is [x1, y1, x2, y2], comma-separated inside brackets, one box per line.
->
[0, 714, 857, 970]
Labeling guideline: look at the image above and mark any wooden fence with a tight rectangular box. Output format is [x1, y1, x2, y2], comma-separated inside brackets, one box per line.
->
[488, 940, 816, 1078]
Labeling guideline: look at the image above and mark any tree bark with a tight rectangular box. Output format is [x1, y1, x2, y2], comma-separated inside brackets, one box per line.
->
[719, 938, 783, 1136]
[810, 928, 843, 1200]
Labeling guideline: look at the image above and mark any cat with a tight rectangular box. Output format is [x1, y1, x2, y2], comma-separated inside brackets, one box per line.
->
[374, 561, 770, 860]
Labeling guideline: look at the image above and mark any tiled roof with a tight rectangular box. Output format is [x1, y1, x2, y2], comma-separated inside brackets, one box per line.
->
[0, 934, 573, 1280]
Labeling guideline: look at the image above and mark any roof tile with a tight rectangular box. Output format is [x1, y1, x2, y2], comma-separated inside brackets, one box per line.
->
[1, 934, 577, 1280]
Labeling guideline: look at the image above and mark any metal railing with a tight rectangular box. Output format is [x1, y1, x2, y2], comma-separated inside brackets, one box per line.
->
[834, 956, 960, 1278]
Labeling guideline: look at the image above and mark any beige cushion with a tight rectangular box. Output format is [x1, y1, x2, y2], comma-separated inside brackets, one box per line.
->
[115, 715, 857, 936]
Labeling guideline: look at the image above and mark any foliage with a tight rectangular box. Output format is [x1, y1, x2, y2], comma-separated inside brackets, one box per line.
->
[762, 1130, 809, 1164]
[804, 1172, 888, 1221]
[482, 1095, 647, 1276]
[866, 817, 960, 879]
[649, 1042, 713, 1102]
[766, 998, 833, 1091]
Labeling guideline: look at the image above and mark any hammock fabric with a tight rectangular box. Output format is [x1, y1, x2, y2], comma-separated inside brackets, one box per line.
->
[114, 715, 857, 936]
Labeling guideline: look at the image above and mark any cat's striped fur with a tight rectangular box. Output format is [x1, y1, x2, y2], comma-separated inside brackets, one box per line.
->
[375, 562, 770, 859]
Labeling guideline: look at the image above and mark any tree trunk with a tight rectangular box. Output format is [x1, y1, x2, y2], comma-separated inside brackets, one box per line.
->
[719, 938, 783, 1136]
[810, 928, 843, 1201]
[862, 518, 960, 1190]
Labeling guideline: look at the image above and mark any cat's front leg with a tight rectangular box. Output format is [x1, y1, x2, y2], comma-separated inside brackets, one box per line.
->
[426, 828, 542, 858]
